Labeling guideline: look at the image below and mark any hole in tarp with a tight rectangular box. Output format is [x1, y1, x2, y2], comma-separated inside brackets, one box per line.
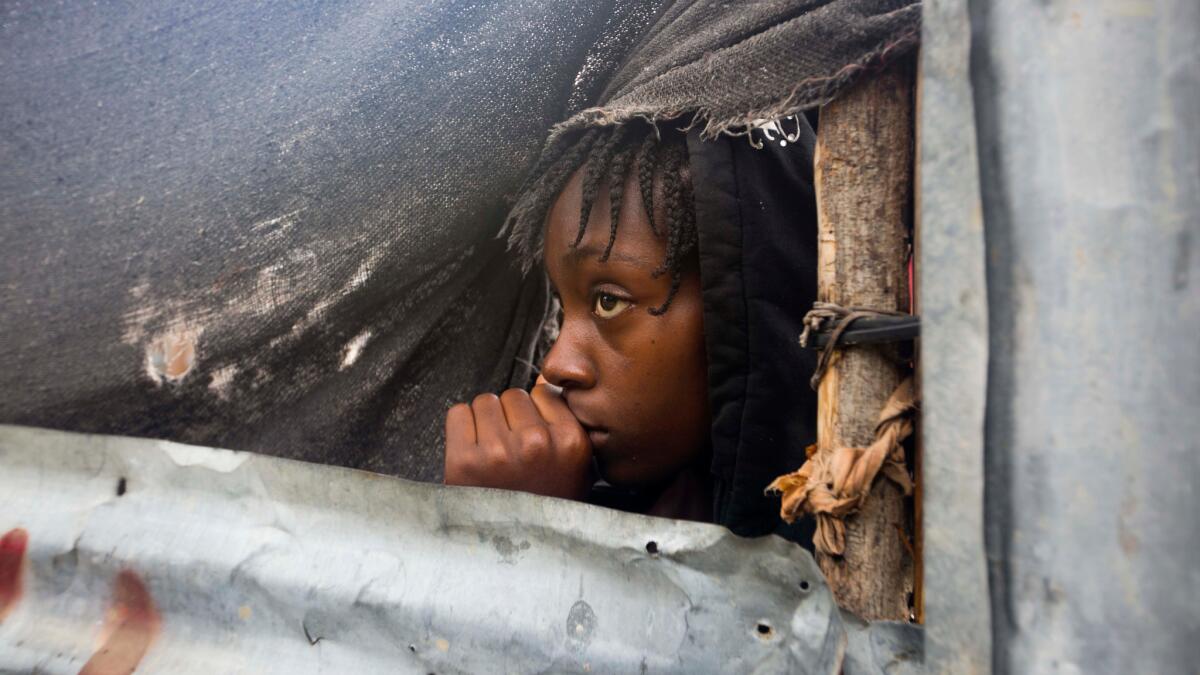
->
[799, 580, 810, 591]
[116, 477, 127, 497]
[755, 622, 774, 639]
[645, 541, 659, 555]
[408, 645, 416, 653]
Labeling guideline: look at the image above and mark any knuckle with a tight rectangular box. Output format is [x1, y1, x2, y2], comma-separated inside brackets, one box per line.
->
[516, 426, 552, 452]
[499, 388, 530, 406]
[479, 438, 508, 458]
[553, 425, 589, 453]
[472, 392, 499, 408]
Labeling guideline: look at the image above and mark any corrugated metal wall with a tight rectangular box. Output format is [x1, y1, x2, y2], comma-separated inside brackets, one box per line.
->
[0, 425, 845, 674]
[969, 0, 1200, 672]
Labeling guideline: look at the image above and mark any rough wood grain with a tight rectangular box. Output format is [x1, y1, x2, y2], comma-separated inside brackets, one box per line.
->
[813, 61, 914, 620]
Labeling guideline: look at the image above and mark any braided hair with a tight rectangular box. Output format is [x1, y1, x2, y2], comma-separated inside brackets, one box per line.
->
[505, 121, 697, 315]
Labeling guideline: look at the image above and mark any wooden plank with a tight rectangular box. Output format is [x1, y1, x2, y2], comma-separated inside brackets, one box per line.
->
[813, 60, 915, 620]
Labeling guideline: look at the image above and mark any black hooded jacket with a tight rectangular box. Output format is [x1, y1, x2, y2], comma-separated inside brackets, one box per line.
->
[689, 120, 821, 544]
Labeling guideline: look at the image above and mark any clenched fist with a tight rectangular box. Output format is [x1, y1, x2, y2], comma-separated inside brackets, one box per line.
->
[443, 383, 593, 500]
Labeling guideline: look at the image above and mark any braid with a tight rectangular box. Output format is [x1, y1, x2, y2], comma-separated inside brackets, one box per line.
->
[648, 142, 694, 315]
[653, 142, 682, 280]
[600, 138, 637, 262]
[575, 127, 623, 247]
[505, 119, 698, 314]
[636, 132, 660, 236]
[515, 138, 568, 201]
[505, 128, 601, 264]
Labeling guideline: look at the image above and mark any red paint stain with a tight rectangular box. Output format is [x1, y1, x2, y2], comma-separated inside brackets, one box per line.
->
[79, 570, 161, 675]
[0, 528, 28, 622]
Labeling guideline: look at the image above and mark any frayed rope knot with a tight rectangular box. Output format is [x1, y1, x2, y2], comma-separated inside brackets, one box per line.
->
[765, 376, 916, 556]
[799, 301, 908, 390]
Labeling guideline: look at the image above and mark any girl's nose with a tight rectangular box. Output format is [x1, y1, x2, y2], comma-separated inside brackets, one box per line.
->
[539, 322, 597, 390]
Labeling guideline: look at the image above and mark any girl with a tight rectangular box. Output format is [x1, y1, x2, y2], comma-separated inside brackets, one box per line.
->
[445, 119, 819, 541]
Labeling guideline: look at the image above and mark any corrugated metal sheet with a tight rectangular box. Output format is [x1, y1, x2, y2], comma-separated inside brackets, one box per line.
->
[971, 0, 1200, 672]
[0, 425, 846, 674]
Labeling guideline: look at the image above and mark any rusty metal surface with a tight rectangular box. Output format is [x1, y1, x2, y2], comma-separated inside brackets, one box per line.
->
[0, 425, 846, 674]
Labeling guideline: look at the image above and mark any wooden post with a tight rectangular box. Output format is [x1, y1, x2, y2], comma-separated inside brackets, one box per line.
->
[813, 61, 915, 620]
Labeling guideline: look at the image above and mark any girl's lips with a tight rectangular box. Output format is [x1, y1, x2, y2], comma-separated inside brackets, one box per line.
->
[582, 425, 609, 448]
[565, 397, 607, 447]
[564, 393, 609, 446]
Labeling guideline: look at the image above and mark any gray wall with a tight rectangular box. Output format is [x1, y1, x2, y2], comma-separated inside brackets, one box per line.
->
[969, 0, 1200, 672]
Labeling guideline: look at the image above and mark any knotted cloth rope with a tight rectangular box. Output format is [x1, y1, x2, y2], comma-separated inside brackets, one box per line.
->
[799, 301, 908, 390]
[766, 376, 916, 556]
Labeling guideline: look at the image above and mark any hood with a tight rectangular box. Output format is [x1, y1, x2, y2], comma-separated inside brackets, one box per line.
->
[689, 119, 820, 543]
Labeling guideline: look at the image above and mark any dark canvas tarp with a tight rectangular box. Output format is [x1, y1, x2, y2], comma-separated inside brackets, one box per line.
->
[0, 1, 918, 481]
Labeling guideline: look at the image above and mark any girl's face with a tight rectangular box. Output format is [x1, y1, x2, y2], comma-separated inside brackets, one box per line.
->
[541, 168, 710, 488]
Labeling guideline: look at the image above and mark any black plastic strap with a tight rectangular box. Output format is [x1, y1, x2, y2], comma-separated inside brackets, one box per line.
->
[804, 314, 920, 350]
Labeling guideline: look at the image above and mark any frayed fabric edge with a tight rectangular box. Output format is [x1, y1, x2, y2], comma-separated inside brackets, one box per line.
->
[550, 26, 920, 142]
[498, 24, 921, 271]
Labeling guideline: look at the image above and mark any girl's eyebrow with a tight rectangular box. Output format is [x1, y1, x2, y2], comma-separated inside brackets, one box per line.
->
[564, 243, 654, 270]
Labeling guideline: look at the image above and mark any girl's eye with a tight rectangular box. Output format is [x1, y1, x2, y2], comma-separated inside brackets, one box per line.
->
[593, 292, 632, 319]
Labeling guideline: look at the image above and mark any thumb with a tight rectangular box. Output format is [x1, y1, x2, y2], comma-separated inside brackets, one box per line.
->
[534, 373, 562, 395]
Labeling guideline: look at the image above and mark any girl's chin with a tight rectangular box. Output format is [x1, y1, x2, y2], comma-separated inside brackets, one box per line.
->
[595, 452, 673, 490]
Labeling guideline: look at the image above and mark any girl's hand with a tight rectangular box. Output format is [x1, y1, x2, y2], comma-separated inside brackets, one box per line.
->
[443, 382, 593, 500]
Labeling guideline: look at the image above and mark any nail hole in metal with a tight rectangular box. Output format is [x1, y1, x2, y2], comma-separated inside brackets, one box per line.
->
[799, 580, 810, 591]
[116, 477, 127, 497]
[645, 541, 659, 555]
[755, 622, 774, 639]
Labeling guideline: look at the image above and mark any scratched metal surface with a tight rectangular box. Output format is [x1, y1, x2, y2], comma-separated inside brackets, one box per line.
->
[971, 0, 1200, 672]
[0, 425, 845, 674]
